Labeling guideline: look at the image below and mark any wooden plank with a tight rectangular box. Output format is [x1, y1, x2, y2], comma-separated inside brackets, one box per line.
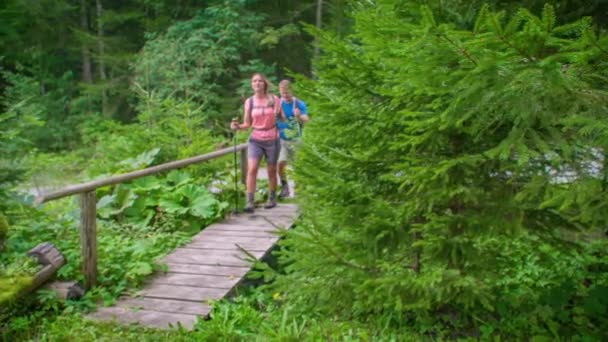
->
[172, 247, 267, 259]
[232, 215, 293, 226]
[119, 297, 211, 316]
[164, 254, 248, 267]
[191, 234, 277, 244]
[221, 218, 272, 227]
[88, 306, 198, 329]
[162, 249, 265, 267]
[139, 284, 229, 302]
[185, 241, 269, 251]
[148, 272, 240, 289]
[161, 263, 249, 277]
[203, 224, 281, 232]
[79, 191, 97, 290]
[256, 208, 298, 214]
[199, 230, 277, 238]
[257, 207, 298, 214]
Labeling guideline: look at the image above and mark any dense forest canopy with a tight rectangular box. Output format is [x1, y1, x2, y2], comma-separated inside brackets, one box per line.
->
[1, 0, 608, 340]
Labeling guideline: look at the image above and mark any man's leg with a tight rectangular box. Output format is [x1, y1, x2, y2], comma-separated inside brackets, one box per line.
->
[278, 140, 290, 199]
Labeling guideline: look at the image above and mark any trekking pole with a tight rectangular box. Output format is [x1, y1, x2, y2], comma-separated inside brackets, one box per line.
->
[231, 119, 239, 215]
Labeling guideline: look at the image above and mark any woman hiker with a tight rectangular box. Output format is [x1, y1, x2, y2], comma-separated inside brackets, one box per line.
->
[230, 73, 285, 213]
[276, 80, 309, 199]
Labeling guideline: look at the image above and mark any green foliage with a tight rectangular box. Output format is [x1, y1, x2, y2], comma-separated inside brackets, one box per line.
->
[2, 289, 421, 341]
[1, 69, 81, 151]
[0, 71, 45, 208]
[133, 1, 271, 130]
[274, 2, 608, 339]
[0, 253, 39, 321]
[97, 170, 228, 232]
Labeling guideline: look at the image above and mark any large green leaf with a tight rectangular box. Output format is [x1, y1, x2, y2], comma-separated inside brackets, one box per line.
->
[190, 195, 217, 219]
[131, 176, 163, 191]
[159, 195, 189, 215]
[167, 171, 194, 188]
[178, 184, 205, 200]
[119, 148, 160, 170]
[96, 187, 137, 218]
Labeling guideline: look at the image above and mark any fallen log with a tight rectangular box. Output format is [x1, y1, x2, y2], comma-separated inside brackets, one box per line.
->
[27, 242, 66, 290]
[42, 281, 85, 301]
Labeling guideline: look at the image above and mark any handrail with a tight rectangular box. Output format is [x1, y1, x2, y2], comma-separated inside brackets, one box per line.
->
[35, 143, 249, 290]
[36, 143, 248, 204]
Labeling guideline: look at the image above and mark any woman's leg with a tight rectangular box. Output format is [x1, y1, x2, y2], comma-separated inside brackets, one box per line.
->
[267, 163, 277, 193]
[244, 158, 260, 212]
[246, 140, 263, 212]
[247, 158, 260, 193]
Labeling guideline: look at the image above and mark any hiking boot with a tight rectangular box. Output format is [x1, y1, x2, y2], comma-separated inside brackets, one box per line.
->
[244, 192, 255, 213]
[263, 198, 276, 209]
[278, 185, 290, 199]
[244, 201, 255, 213]
[264, 191, 277, 209]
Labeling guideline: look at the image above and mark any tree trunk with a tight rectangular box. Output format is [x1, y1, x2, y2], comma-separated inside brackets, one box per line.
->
[96, 0, 108, 116]
[80, 0, 92, 83]
[314, 0, 323, 59]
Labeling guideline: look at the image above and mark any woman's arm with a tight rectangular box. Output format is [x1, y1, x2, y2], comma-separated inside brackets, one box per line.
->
[239, 98, 252, 129]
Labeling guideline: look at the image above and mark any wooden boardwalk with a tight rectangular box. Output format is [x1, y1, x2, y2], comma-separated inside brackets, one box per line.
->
[87, 203, 298, 329]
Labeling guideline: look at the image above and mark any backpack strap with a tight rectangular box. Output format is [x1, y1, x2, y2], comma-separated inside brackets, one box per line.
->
[291, 97, 303, 136]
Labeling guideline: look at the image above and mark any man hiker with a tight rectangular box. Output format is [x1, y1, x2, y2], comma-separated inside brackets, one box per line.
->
[277, 80, 309, 199]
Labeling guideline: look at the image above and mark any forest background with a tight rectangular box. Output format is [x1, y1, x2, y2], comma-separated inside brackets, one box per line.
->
[1, 0, 608, 340]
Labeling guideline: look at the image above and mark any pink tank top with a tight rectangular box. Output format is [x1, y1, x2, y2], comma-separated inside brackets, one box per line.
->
[248, 95, 279, 141]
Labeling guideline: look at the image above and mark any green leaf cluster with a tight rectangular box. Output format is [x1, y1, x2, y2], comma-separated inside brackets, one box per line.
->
[275, 2, 608, 338]
[133, 1, 272, 129]
[97, 170, 228, 232]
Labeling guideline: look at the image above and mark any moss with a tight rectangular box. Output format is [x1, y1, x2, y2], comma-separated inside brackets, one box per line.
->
[0, 276, 32, 306]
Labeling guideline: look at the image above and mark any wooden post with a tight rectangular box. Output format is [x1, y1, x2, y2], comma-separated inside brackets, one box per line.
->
[79, 191, 97, 290]
[240, 148, 248, 185]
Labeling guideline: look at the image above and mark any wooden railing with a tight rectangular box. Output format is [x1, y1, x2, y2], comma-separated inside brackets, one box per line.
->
[35, 143, 249, 290]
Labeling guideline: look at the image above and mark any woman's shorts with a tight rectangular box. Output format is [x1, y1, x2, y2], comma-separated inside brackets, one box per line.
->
[248, 138, 280, 165]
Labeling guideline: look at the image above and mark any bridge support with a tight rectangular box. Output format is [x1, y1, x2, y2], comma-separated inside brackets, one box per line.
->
[80, 191, 97, 290]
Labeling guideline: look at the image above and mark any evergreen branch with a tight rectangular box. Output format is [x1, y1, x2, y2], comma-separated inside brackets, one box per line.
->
[303, 221, 374, 274]
[262, 216, 286, 230]
[590, 38, 608, 58]
[436, 33, 478, 66]
[496, 34, 536, 62]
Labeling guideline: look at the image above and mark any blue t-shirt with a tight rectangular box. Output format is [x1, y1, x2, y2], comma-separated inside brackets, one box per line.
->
[277, 98, 308, 140]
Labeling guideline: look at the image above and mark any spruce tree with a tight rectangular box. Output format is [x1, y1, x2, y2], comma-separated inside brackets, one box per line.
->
[275, 1, 608, 338]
